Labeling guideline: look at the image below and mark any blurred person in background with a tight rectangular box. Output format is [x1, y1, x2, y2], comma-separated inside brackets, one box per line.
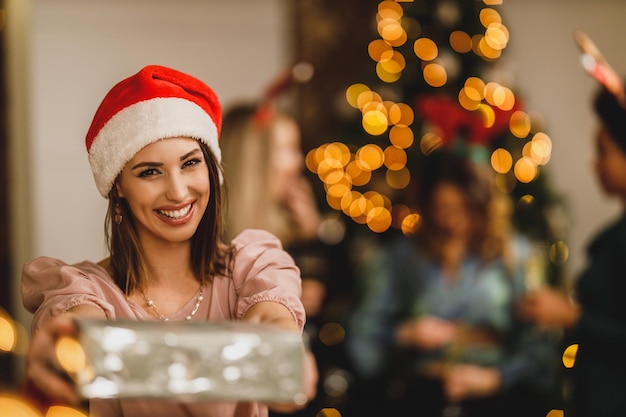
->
[518, 59, 626, 416]
[346, 151, 558, 417]
[220, 98, 353, 416]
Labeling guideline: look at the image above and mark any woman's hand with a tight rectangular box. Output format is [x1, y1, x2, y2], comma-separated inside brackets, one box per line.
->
[443, 364, 501, 402]
[243, 301, 319, 412]
[517, 288, 580, 329]
[396, 315, 457, 350]
[26, 305, 105, 406]
[267, 349, 318, 413]
[25, 313, 82, 406]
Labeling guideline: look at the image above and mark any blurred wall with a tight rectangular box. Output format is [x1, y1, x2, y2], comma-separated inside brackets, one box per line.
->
[505, 0, 626, 279]
[7, 0, 626, 329]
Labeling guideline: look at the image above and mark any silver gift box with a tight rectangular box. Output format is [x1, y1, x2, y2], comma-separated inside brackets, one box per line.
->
[72, 318, 305, 403]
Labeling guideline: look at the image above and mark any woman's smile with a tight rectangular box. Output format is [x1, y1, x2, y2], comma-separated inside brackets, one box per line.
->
[155, 202, 195, 223]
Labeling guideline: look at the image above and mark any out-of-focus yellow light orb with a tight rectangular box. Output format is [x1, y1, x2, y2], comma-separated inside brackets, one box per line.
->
[362, 110, 389, 136]
[550, 240, 569, 266]
[364, 190, 389, 209]
[476, 103, 495, 128]
[414, 37, 438, 61]
[423, 63, 447, 87]
[464, 77, 486, 100]
[345, 160, 372, 186]
[345, 84, 370, 109]
[477, 36, 501, 60]
[388, 102, 414, 127]
[510, 110, 531, 138]
[327, 182, 351, 202]
[367, 206, 392, 233]
[378, 19, 406, 46]
[562, 344, 578, 368]
[47, 405, 89, 417]
[459, 89, 481, 111]
[316, 407, 343, 417]
[546, 410, 564, 417]
[368, 39, 392, 62]
[356, 144, 384, 171]
[325, 142, 351, 167]
[514, 157, 538, 183]
[0, 314, 16, 352]
[401, 213, 421, 235]
[379, 50, 406, 74]
[389, 125, 414, 149]
[376, 62, 403, 83]
[317, 158, 345, 185]
[491, 148, 513, 174]
[485, 23, 509, 50]
[383, 146, 407, 170]
[449, 30, 472, 53]
[56, 336, 87, 375]
[530, 132, 553, 165]
[479, 7, 502, 28]
[0, 394, 42, 417]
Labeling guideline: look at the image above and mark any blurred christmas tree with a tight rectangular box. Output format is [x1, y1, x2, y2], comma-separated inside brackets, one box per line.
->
[293, 0, 568, 262]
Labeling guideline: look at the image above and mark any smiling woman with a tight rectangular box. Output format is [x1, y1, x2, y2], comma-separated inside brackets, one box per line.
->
[20, 64, 317, 417]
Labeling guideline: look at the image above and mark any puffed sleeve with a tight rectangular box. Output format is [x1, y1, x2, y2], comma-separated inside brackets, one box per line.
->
[22, 257, 129, 333]
[228, 229, 305, 331]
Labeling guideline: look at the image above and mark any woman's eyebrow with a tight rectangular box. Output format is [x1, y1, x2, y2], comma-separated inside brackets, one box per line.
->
[130, 148, 202, 170]
[181, 148, 202, 161]
[130, 161, 162, 170]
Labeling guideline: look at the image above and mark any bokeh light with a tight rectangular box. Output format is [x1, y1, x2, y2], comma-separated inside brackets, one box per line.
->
[549, 240, 569, 266]
[562, 344, 578, 368]
[46, 406, 89, 417]
[308, 0, 556, 236]
[0, 309, 16, 352]
[423, 63, 447, 87]
[0, 394, 42, 417]
[56, 336, 87, 375]
[414, 37, 438, 61]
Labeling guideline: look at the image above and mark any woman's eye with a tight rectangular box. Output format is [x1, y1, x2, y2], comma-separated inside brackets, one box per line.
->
[183, 158, 202, 168]
[138, 168, 160, 178]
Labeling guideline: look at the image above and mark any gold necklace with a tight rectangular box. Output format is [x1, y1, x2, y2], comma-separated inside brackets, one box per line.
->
[142, 286, 204, 321]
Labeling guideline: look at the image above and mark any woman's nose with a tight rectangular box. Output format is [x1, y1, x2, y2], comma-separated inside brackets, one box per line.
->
[165, 172, 187, 201]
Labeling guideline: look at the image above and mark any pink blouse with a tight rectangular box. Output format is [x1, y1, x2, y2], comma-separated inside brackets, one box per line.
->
[22, 229, 306, 417]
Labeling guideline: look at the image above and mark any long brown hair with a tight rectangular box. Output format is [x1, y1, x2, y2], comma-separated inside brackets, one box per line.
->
[413, 153, 511, 264]
[104, 141, 229, 294]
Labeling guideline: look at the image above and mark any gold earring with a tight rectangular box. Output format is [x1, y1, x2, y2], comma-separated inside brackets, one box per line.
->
[115, 203, 123, 225]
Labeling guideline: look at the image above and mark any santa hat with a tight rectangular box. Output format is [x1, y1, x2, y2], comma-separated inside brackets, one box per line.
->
[85, 64, 222, 198]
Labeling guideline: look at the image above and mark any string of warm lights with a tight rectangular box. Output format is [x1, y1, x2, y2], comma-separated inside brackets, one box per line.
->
[306, 0, 556, 236]
[306, 3, 575, 416]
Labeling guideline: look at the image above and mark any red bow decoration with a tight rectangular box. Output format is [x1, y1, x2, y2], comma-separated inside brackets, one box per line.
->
[414, 93, 522, 146]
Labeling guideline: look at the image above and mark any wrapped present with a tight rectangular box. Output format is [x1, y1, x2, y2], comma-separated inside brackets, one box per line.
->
[71, 318, 305, 403]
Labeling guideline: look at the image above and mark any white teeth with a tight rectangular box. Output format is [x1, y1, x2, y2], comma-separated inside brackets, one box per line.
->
[158, 204, 191, 219]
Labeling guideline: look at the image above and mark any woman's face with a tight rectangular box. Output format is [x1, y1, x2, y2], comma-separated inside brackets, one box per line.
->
[593, 124, 626, 197]
[269, 117, 304, 200]
[116, 137, 211, 247]
[430, 182, 474, 240]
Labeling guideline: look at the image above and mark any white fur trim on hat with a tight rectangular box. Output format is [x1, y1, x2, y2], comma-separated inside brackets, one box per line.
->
[88, 97, 220, 197]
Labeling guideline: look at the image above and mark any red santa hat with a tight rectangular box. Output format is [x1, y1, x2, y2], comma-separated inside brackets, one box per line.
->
[85, 64, 222, 198]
